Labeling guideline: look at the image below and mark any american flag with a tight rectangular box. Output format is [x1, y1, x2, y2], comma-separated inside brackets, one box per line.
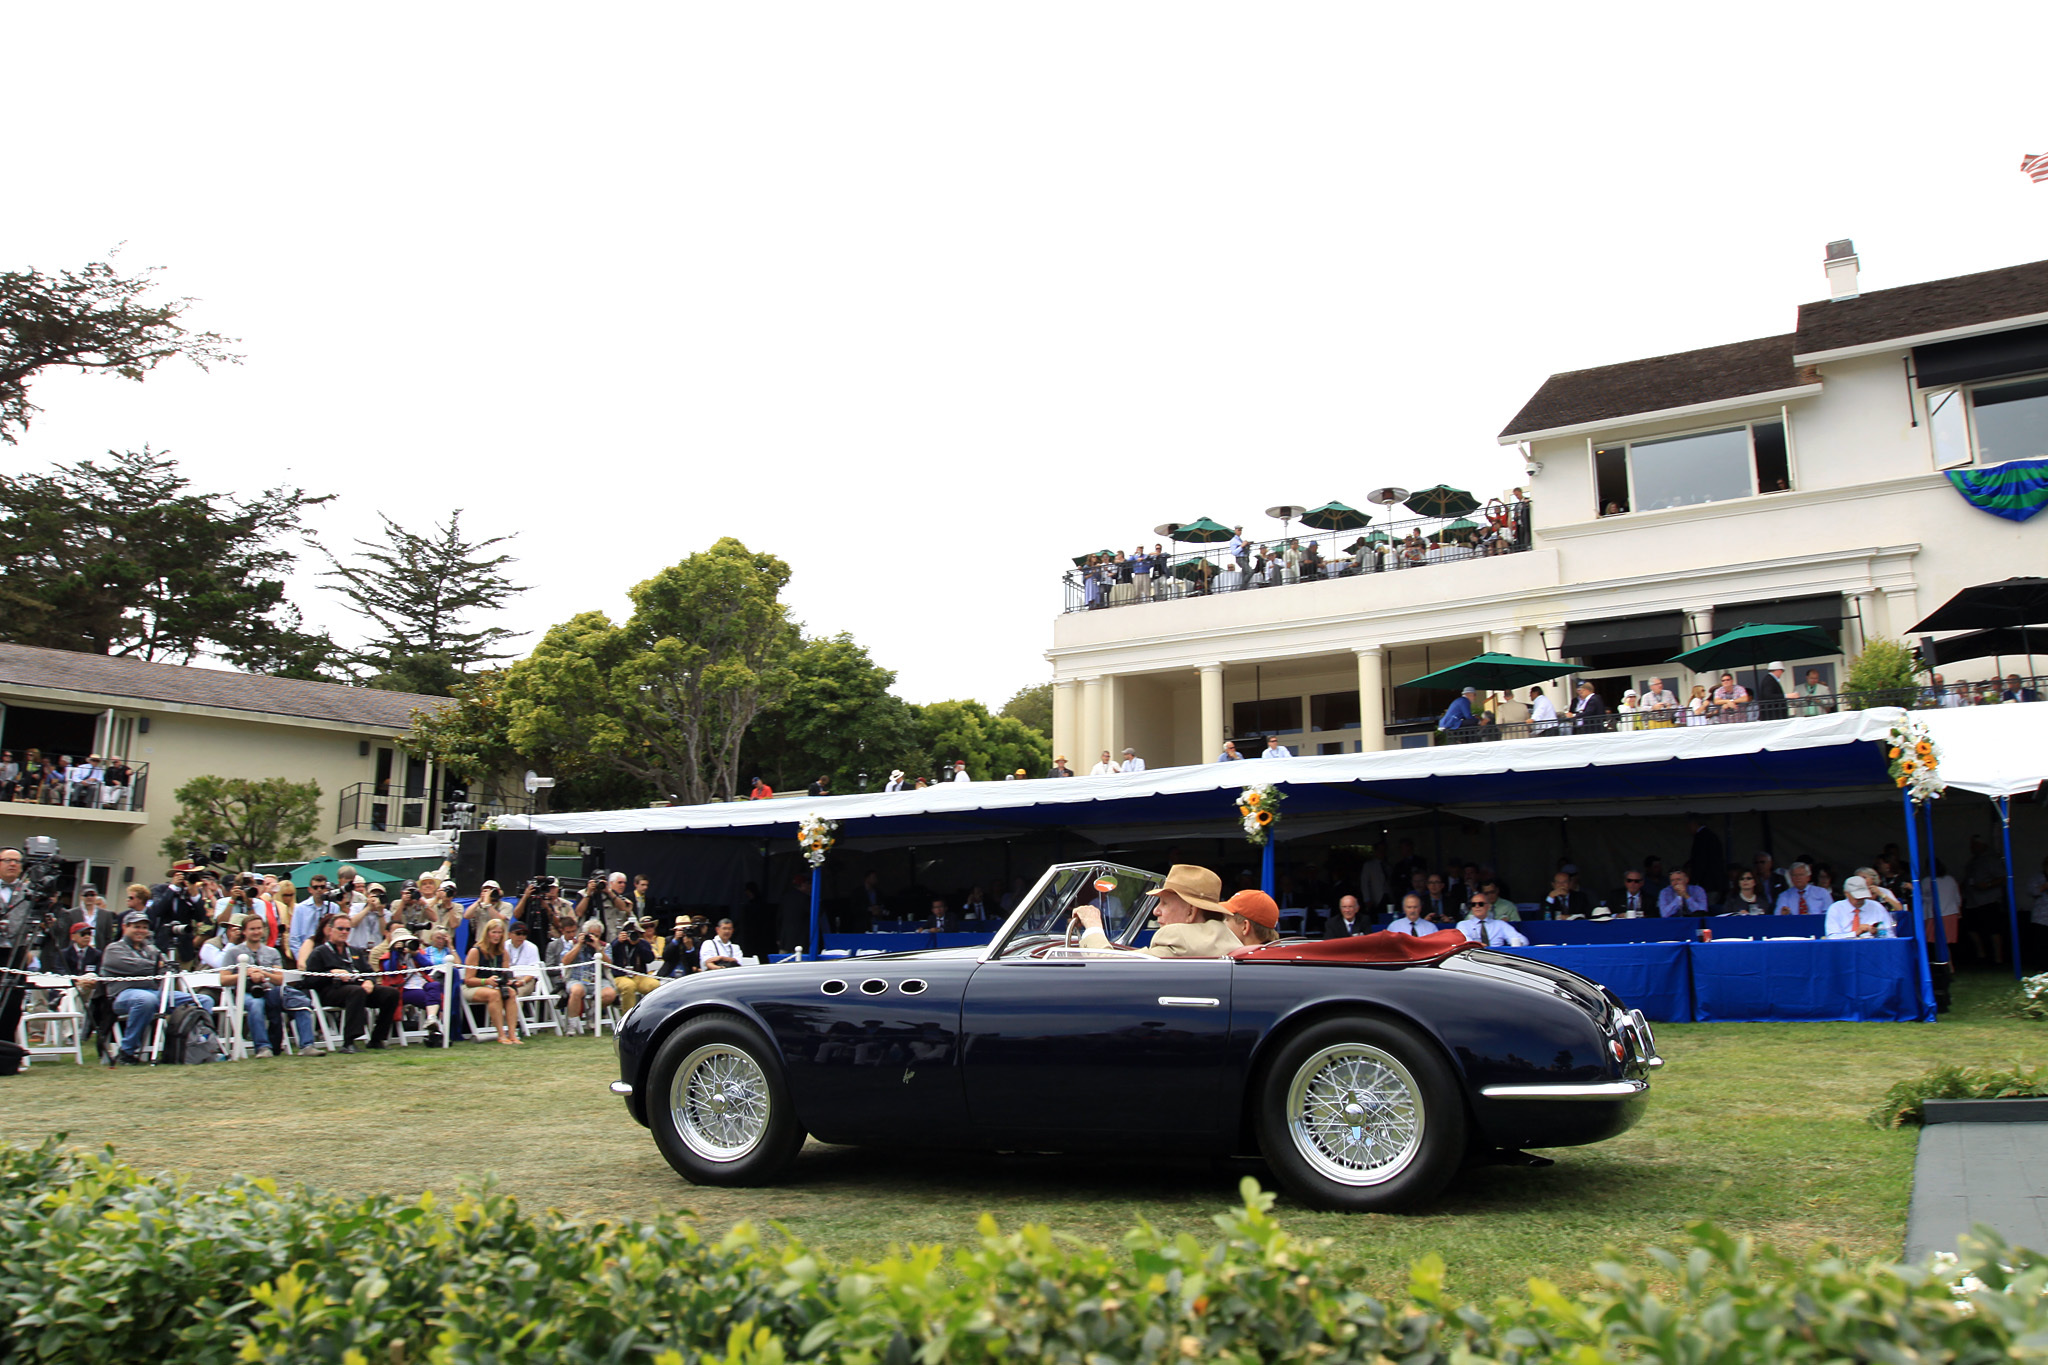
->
[2024, 153, 2048, 183]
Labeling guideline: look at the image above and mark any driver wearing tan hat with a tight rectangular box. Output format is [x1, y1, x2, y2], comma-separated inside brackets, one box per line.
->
[1072, 863, 1242, 958]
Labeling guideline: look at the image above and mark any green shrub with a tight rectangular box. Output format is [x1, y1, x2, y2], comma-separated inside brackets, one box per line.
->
[1843, 638, 1922, 708]
[1868, 1060, 2048, 1128]
[0, 1138, 2044, 1363]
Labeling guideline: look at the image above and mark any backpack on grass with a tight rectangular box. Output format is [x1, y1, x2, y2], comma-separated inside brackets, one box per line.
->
[161, 1002, 219, 1064]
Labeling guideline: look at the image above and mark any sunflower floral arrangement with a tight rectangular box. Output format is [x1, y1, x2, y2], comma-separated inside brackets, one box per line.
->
[1236, 784, 1285, 845]
[2013, 973, 2048, 1022]
[797, 813, 837, 867]
[1886, 717, 1946, 803]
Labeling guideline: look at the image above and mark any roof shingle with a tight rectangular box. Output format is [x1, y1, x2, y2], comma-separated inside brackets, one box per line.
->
[1794, 257, 2048, 357]
[1498, 333, 1799, 441]
[0, 642, 450, 730]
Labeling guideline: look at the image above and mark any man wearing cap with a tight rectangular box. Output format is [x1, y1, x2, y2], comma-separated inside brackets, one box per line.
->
[1437, 688, 1478, 741]
[660, 918, 698, 976]
[1825, 876, 1895, 939]
[504, 919, 544, 1000]
[1455, 893, 1529, 948]
[610, 919, 661, 1011]
[1118, 747, 1145, 774]
[101, 910, 200, 1064]
[1071, 864, 1242, 958]
[1756, 662, 1790, 721]
[1049, 757, 1075, 778]
[221, 914, 320, 1057]
[1225, 889, 1280, 946]
[952, 759, 972, 783]
[884, 769, 906, 792]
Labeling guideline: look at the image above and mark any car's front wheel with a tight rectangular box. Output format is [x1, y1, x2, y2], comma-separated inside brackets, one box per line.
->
[647, 1014, 805, 1186]
[1253, 1015, 1465, 1212]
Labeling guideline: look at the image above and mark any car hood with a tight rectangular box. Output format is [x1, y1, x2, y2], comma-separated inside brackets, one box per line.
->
[1438, 948, 1614, 1023]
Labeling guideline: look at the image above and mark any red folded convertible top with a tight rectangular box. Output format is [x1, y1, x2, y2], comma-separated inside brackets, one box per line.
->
[1232, 927, 1473, 965]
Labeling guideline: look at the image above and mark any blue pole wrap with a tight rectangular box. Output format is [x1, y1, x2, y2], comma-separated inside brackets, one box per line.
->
[1261, 837, 1275, 897]
[1901, 787, 1937, 1022]
[808, 865, 822, 959]
[2001, 797, 2024, 981]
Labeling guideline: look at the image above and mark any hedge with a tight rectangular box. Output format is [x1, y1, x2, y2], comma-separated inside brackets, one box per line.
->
[0, 1138, 2041, 1364]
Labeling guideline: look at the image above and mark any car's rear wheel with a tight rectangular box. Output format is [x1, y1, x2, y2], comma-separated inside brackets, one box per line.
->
[647, 1015, 805, 1186]
[1253, 1015, 1465, 1212]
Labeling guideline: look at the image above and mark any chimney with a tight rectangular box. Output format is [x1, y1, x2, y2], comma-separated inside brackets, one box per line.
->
[1824, 239, 1859, 301]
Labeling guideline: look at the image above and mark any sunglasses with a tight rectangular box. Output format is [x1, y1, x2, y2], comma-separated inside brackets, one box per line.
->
[1468, 900, 1487, 908]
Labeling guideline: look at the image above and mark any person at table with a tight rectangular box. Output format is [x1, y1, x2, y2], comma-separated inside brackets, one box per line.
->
[1773, 861, 1828, 916]
[2002, 674, 2041, 703]
[1718, 869, 1771, 915]
[1571, 680, 1610, 733]
[1379, 894, 1435, 936]
[1539, 871, 1589, 920]
[1073, 864, 1240, 958]
[1216, 740, 1244, 762]
[1606, 870, 1651, 918]
[1710, 673, 1750, 722]
[1261, 735, 1292, 759]
[1419, 874, 1456, 921]
[1824, 876, 1895, 939]
[1852, 865, 1907, 922]
[1326, 893, 1372, 937]
[1658, 869, 1708, 917]
[1455, 895, 1528, 947]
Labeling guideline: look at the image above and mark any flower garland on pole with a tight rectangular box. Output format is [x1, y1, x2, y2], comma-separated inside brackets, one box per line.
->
[1236, 785, 1284, 845]
[797, 813, 837, 958]
[1887, 718, 1945, 804]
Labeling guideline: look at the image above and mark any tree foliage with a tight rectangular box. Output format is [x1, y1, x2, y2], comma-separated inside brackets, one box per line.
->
[1844, 637, 1923, 707]
[160, 774, 323, 870]
[322, 510, 527, 696]
[0, 447, 334, 666]
[741, 633, 919, 793]
[413, 539, 797, 806]
[999, 681, 1053, 737]
[914, 698, 1052, 782]
[0, 256, 240, 443]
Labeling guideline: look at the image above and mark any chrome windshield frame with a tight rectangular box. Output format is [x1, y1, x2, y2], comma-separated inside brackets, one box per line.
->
[978, 860, 1166, 962]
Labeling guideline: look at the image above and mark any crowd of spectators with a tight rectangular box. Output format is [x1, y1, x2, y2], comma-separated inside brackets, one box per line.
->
[0, 750, 137, 808]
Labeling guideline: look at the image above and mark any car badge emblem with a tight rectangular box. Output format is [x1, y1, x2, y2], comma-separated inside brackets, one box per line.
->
[1093, 878, 1116, 894]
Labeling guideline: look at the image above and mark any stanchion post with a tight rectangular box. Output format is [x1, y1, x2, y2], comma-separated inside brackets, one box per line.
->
[1901, 787, 1938, 1022]
[1260, 837, 1275, 897]
[809, 866, 822, 957]
[2000, 796, 2024, 981]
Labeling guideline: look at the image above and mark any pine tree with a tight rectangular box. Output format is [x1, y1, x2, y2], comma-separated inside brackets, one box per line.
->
[322, 510, 527, 696]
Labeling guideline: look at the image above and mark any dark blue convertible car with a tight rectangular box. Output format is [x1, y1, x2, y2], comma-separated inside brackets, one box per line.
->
[610, 861, 1661, 1212]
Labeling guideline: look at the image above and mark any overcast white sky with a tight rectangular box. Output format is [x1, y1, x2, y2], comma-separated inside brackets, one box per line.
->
[7, 5, 2046, 707]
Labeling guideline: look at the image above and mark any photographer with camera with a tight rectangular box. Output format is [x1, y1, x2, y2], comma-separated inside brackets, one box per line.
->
[218, 913, 320, 1057]
[658, 916, 698, 977]
[146, 868, 206, 957]
[609, 918, 660, 1010]
[575, 873, 633, 937]
[556, 917, 617, 1031]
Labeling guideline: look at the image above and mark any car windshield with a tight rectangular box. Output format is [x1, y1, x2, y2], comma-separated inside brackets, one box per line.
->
[989, 861, 1165, 958]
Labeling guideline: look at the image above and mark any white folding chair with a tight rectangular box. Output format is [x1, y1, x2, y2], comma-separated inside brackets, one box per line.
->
[280, 970, 347, 1050]
[20, 974, 86, 1065]
[142, 973, 177, 1063]
[515, 972, 562, 1037]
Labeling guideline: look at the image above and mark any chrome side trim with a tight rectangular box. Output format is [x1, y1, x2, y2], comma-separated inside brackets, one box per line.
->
[1157, 996, 1220, 1008]
[1480, 1080, 1649, 1100]
[609, 1081, 634, 1096]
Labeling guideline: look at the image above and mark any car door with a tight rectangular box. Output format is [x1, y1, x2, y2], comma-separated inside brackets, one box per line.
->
[959, 955, 1235, 1144]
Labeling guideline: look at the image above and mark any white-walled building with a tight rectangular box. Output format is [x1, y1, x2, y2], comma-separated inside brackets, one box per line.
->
[1047, 245, 2048, 767]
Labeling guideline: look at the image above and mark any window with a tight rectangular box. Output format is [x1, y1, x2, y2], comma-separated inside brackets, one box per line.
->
[1591, 418, 1790, 515]
[1926, 374, 2048, 468]
[1232, 697, 1301, 738]
[1310, 691, 1360, 731]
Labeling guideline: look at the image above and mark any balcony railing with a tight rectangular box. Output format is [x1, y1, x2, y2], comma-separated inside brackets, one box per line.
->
[337, 783, 533, 837]
[1, 763, 149, 815]
[1404, 675, 2047, 745]
[1062, 501, 1533, 614]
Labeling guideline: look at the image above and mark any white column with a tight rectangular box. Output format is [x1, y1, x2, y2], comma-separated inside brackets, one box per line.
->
[1100, 675, 1121, 762]
[1354, 646, 1386, 752]
[1679, 606, 1715, 690]
[1198, 663, 1225, 763]
[1885, 588, 1919, 646]
[1079, 677, 1103, 770]
[1051, 681, 1078, 768]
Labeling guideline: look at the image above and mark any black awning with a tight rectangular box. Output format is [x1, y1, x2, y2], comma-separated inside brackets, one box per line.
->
[1914, 322, 2048, 388]
[1561, 611, 1685, 658]
[1712, 592, 1845, 640]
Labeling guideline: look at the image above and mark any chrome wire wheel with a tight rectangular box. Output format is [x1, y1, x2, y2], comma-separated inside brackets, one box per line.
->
[1285, 1042, 1424, 1186]
[670, 1043, 772, 1162]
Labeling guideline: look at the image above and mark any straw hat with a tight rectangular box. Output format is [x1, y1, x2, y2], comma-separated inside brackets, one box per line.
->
[1158, 864, 1228, 913]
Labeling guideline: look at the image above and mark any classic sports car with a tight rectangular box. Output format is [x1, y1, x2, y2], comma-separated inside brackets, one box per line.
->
[610, 861, 1661, 1212]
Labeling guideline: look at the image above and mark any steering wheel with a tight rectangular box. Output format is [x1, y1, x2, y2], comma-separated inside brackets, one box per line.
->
[1065, 913, 1084, 948]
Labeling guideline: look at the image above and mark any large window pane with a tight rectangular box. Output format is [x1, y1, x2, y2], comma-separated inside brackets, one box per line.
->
[1927, 388, 1972, 469]
[1970, 375, 2048, 465]
[1629, 427, 1753, 510]
[1231, 697, 1300, 737]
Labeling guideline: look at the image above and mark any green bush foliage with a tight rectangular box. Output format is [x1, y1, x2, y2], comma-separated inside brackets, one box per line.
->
[1868, 1060, 2048, 1128]
[0, 1138, 2043, 1364]
[1843, 637, 1923, 708]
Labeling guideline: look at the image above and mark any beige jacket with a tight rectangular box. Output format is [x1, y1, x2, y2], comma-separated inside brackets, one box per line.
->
[1082, 917, 1241, 958]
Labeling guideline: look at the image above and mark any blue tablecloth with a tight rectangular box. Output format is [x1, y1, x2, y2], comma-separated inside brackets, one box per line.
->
[1497, 943, 1695, 1022]
[1517, 918, 1696, 945]
[1687, 939, 1929, 1022]
[1700, 914, 1824, 939]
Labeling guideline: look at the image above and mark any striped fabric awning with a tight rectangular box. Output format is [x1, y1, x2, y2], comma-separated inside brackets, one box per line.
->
[1946, 457, 2048, 522]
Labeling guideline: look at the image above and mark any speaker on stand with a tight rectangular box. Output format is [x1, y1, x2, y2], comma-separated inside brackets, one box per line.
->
[453, 831, 493, 890]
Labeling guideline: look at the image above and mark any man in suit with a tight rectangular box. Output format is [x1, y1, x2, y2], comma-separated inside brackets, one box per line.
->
[1537, 871, 1590, 920]
[1756, 661, 1789, 720]
[1572, 680, 1611, 733]
[1420, 874, 1455, 922]
[1325, 894, 1370, 937]
[1073, 864, 1240, 958]
[1607, 870, 1651, 918]
[1685, 815, 1727, 900]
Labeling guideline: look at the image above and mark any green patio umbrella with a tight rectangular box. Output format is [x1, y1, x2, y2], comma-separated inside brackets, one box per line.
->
[1169, 517, 1234, 544]
[1404, 484, 1481, 518]
[1399, 652, 1579, 691]
[288, 856, 410, 891]
[1361, 529, 1392, 545]
[1666, 622, 1837, 671]
[1434, 517, 1479, 543]
[1300, 501, 1371, 532]
[1070, 549, 1114, 567]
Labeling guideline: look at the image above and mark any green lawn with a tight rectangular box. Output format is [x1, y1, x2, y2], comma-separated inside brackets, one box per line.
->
[0, 968, 2035, 1300]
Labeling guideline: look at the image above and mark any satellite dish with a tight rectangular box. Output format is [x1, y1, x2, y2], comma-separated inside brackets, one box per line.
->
[1367, 486, 1410, 507]
[1264, 504, 1308, 521]
[523, 770, 557, 794]
[1151, 522, 1182, 538]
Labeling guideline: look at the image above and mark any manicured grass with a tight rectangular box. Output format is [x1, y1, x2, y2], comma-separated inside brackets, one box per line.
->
[0, 968, 2035, 1300]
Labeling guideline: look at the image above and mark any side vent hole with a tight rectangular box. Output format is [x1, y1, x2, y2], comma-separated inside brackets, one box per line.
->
[900, 979, 928, 995]
[820, 980, 847, 996]
[859, 978, 889, 995]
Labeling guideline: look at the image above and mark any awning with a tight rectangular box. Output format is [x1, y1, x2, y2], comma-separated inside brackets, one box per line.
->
[493, 705, 2048, 842]
[1560, 611, 1685, 658]
[1914, 322, 2048, 388]
[1711, 592, 1845, 641]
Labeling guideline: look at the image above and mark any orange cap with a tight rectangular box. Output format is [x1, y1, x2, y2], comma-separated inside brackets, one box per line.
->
[1225, 889, 1279, 928]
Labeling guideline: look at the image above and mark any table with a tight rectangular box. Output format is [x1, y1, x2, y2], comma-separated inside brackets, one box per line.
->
[1687, 939, 1930, 1022]
[1517, 918, 1694, 946]
[1499, 943, 1694, 1022]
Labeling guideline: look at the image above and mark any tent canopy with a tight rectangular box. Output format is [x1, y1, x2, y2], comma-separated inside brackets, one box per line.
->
[495, 706, 2048, 844]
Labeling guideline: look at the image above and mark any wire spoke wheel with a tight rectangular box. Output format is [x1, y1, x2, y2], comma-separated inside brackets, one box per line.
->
[670, 1043, 772, 1162]
[1286, 1042, 1424, 1186]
